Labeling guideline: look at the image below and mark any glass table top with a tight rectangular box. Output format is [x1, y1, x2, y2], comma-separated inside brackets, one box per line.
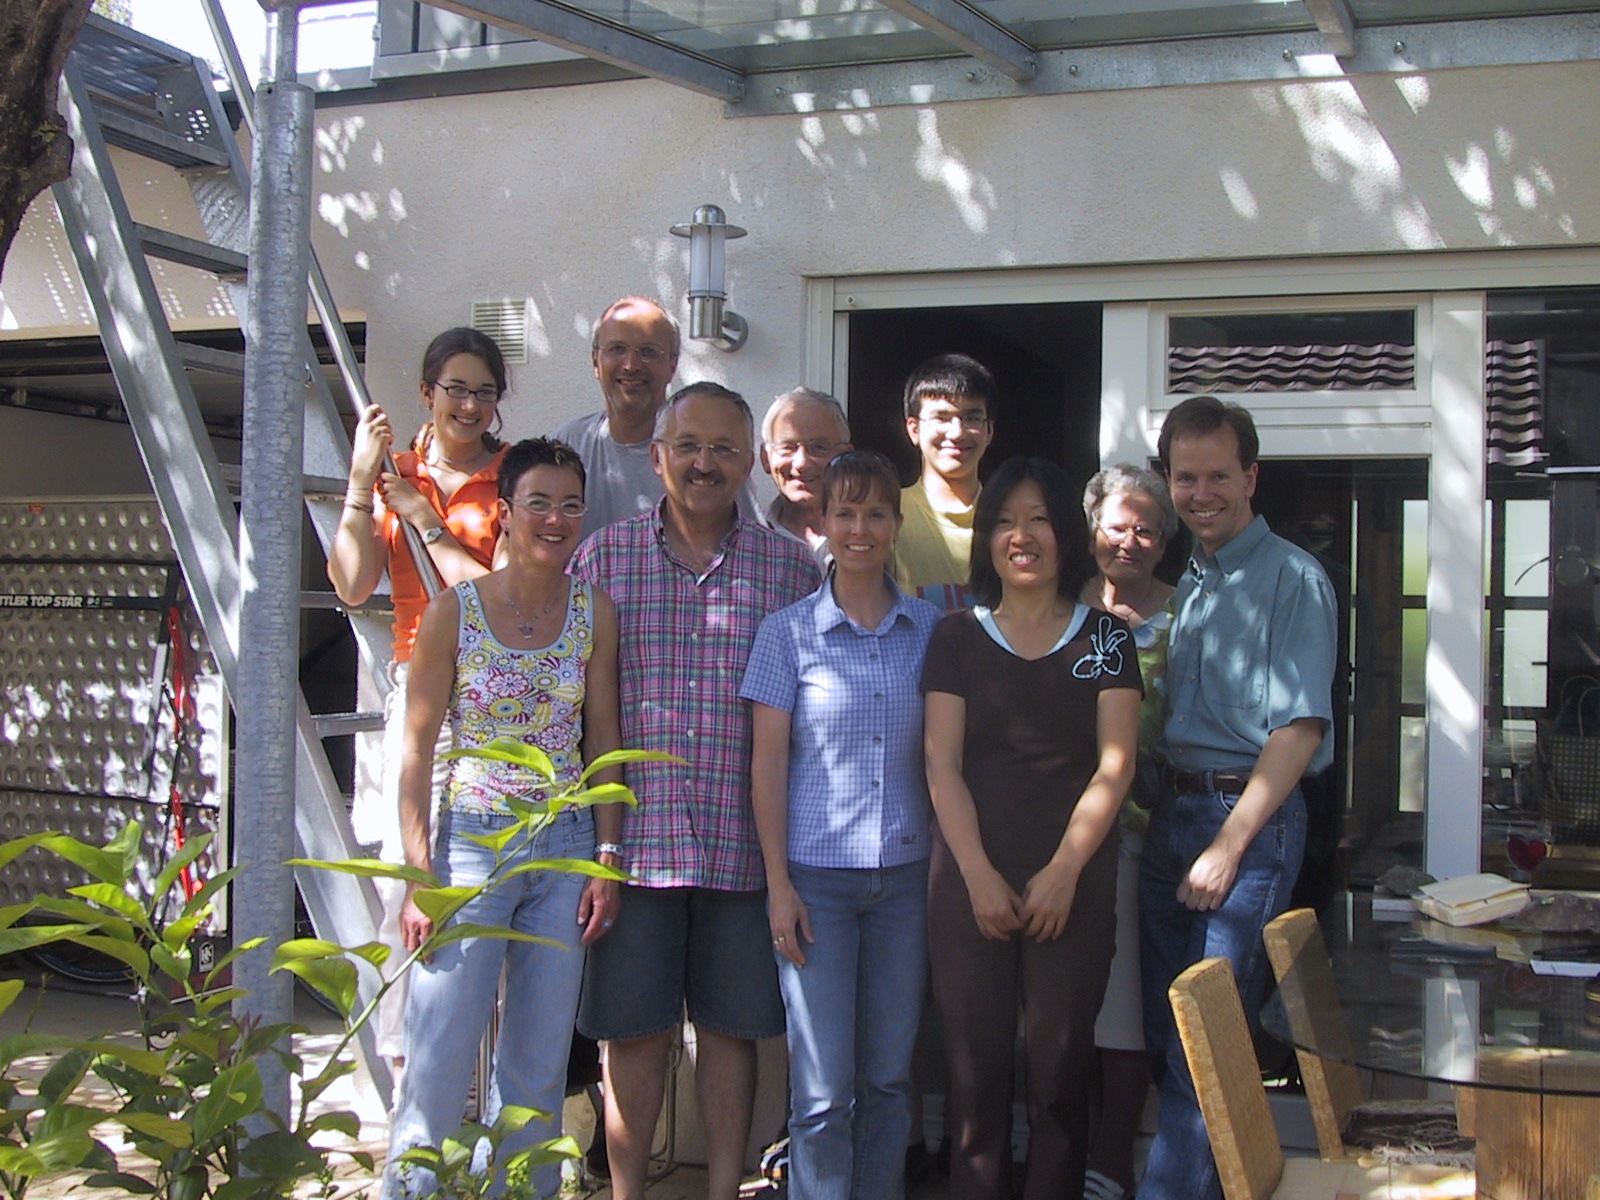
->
[1259, 895, 1600, 1095]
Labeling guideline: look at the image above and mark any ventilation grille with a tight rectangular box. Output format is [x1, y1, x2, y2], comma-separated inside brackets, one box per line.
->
[1487, 338, 1543, 468]
[470, 299, 528, 364]
[1168, 342, 1416, 391]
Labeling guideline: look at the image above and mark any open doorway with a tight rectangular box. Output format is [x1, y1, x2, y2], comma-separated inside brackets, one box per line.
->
[845, 303, 1103, 492]
[845, 300, 1429, 900]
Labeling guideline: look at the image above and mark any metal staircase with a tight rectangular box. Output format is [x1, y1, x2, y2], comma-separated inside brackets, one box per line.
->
[52, 12, 406, 1102]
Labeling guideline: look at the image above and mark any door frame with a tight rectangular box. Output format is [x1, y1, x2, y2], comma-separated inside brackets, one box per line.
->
[805, 249, 1600, 877]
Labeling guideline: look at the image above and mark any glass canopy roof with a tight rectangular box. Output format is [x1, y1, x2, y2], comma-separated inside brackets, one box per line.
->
[533, 1, 1596, 73]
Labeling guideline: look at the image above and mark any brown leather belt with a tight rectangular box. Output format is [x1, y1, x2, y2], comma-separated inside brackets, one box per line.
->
[1165, 767, 1253, 795]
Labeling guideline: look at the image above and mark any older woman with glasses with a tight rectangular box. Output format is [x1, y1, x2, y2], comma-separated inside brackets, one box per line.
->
[742, 451, 941, 1200]
[1079, 464, 1180, 1200]
[328, 327, 512, 1063]
[922, 457, 1141, 1200]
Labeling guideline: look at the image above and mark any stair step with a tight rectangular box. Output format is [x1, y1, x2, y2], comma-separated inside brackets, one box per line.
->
[177, 342, 245, 376]
[96, 105, 231, 169]
[313, 712, 386, 738]
[135, 224, 247, 277]
[217, 464, 354, 501]
[301, 589, 393, 614]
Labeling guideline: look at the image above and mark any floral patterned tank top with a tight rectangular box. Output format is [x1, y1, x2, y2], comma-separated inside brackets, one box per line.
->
[443, 578, 594, 815]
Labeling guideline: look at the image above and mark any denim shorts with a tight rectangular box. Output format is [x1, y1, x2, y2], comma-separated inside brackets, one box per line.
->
[577, 885, 785, 1042]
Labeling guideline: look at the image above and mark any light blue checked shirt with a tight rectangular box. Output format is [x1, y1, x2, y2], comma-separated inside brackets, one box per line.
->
[740, 575, 941, 870]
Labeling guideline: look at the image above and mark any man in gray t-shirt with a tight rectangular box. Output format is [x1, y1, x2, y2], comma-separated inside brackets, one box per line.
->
[552, 296, 681, 539]
[553, 294, 760, 539]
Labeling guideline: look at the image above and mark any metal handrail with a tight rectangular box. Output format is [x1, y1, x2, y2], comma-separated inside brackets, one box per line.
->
[197, 0, 444, 599]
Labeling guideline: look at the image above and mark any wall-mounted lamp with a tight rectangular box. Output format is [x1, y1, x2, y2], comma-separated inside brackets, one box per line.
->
[670, 204, 747, 352]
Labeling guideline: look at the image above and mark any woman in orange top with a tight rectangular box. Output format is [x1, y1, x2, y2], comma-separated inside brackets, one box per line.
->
[328, 326, 510, 1062]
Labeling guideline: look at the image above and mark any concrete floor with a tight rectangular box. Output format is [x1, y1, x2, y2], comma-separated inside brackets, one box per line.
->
[1, 966, 1177, 1199]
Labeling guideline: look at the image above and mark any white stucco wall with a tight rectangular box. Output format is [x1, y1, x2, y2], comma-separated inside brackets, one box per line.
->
[311, 57, 1600, 444]
[3, 58, 1597, 448]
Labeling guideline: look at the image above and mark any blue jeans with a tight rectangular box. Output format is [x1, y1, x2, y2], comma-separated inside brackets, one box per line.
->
[1136, 787, 1306, 1200]
[383, 806, 593, 1200]
[777, 860, 929, 1200]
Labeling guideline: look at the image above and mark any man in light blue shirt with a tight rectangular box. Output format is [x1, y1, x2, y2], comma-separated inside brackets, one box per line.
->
[1138, 395, 1337, 1200]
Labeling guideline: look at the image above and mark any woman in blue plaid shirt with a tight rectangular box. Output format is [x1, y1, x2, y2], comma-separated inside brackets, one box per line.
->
[741, 451, 942, 1200]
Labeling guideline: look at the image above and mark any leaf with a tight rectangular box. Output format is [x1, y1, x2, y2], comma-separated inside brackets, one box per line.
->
[0, 1145, 48, 1175]
[463, 824, 526, 855]
[344, 940, 391, 971]
[160, 912, 205, 956]
[152, 834, 212, 906]
[503, 1134, 582, 1171]
[425, 923, 561, 953]
[238, 1130, 324, 1180]
[181, 866, 241, 920]
[0, 922, 97, 959]
[0, 832, 57, 872]
[0, 901, 38, 931]
[62, 933, 150, 979]
[149, 940, 191, 985]
[285, 858, 437, 887]
[488, 1104, 545, 1138]
[65, 882, 147, 924]
[105, 819, 144, 875]
[82, 1171, 158, 1194]
[35, 834, 125, 885]
[578, 747, 685, 782]
[29, 897, 133, 941]
[564, 781, 640, 808]
[297, 1057, 357, 1108]
[113, 1112, 193, 1147]
[498, 856, 628, 883]
[0, 979, 23, 1023]
[409, 886, 475, 926]
[189, 1061, 262, 1145]
[89, 1043, 170, 1076]
[38, 1049, 93, 1106]
[441, 738, 556, 781]
[272, 957, 356, 1019]
[269, 938, 347, 967]
[203, 936, 267, 988]
[192, 987, 251, 1017]
[301, 1110, 361, 1139]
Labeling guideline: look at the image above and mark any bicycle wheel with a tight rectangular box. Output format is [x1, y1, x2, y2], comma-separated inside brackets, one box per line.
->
[25, 938, 134, 986]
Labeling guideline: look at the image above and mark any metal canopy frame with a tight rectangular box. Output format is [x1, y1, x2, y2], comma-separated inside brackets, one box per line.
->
[422, 0, 745, 100]
[1303, 0, 1358, 59]
[876, 0, 1036, 82]
[356, 5, 1600, 117]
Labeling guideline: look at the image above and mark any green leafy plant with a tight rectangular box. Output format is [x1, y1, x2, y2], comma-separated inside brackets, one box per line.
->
[0, 742, 665, 1200]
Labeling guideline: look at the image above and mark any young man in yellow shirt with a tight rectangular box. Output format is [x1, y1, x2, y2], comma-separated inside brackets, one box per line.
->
[892, 353, 996, 609]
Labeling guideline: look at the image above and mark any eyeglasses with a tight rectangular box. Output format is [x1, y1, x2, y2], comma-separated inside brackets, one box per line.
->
[1099, 523, 1160, 547]
[766, 438, 843, 460]
[506, 497, 588, 518]
[598, 342, 670, 364]
[659, 439, 746, 461]
[430, 381, 501, 404]
[916, 410, 989, 432]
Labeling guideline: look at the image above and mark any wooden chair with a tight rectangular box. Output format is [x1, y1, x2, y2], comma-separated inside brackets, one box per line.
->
[1263, 908, 1469, 1163]
[1168, 957, 1474, 1200]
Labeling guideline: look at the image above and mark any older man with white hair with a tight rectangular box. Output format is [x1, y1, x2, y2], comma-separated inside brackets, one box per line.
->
[759, 386, 851, 561]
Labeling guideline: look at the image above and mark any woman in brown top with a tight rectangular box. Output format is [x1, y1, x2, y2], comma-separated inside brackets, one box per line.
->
[921, 457, 1141, 1200]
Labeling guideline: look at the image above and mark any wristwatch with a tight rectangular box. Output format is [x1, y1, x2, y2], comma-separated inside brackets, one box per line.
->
[421, 525, 447, 545]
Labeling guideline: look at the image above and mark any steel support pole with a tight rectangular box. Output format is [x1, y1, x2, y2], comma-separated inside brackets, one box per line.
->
[232, 1, 312, 1121]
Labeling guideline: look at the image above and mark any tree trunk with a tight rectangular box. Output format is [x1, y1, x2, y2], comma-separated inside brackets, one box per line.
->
[0, 0, 92, 273]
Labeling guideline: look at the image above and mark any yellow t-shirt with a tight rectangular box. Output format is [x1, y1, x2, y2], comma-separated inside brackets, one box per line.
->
[892, 482, 977, 608]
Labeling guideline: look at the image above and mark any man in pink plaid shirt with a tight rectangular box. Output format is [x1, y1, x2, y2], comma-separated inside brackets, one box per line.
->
[572, 381, 820, 1200]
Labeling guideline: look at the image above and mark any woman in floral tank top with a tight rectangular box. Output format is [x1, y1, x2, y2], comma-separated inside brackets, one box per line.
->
[383, 438, 623, 1200]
